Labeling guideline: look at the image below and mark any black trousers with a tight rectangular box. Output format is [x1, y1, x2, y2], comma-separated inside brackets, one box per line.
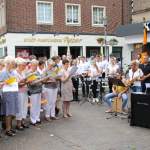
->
[72, 77, 79, 101]
[108, 77, 113, 93]
[91, 80, 98, 98]
[80, 76, 91, 97]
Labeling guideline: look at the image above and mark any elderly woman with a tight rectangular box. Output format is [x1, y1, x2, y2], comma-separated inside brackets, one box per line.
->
[61, 59, 73, 118]
[43, 59, 59, 121]
[0, 59, 5, 136]
[0, 56, 19, 136]
[15, 58, 29, 130]
[27, 59, 42, 126]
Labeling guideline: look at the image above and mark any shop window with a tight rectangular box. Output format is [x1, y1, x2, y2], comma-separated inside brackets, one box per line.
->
[0, 48, 3, 57]
[36, 1, 53, 24]
[65, 3, 81, 26]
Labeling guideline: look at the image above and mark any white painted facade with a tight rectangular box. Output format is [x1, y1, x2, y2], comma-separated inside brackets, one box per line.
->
[0, 33, 132, 67]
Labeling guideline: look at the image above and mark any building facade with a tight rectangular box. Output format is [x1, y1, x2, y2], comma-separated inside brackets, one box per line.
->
[116, 0, 150, 62]
[0, 0, 131, 65]
[132, 0, 150, 23]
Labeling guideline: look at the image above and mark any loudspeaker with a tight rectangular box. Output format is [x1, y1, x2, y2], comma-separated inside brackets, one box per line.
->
[130, 93, 150, 128]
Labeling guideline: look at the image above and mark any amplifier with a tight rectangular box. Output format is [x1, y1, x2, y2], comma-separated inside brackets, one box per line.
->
[130, 93, 150, 128]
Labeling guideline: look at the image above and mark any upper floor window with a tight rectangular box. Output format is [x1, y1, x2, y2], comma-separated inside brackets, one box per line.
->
[65, 3, 81, 26]
[36, 1, 53, 24]
[92, 6, 106, 27]
[0, 2, 6, 27]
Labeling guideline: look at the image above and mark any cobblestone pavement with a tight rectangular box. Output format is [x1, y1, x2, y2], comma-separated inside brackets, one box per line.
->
[0, 102, 150, 150]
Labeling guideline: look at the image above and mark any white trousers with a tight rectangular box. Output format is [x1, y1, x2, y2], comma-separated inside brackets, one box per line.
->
[16, 92, 28, 120]
[44, 88, 58, 118]
[30, 93, 41, 124]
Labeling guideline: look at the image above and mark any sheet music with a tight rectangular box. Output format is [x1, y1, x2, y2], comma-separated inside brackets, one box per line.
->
[145, 83, 150, 88]
[3, 82, 18, 92]
[69, 66, 78, 76]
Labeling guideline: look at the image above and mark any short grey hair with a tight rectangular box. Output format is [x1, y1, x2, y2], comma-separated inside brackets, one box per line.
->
[15, 57, 26, 65]
[30, 59, 39, 65]
[47, 59, 54, 65]
[4, 56, 15, 64]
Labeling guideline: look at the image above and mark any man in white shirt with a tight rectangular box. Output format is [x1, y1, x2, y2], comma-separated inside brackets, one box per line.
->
[128, 60, 143, 92]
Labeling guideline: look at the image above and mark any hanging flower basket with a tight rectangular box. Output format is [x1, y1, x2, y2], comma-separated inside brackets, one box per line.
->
[109, 38, 118, 46]
[97, 37, 104, 44]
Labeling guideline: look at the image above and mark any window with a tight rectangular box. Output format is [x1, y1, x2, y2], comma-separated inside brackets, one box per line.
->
[92, 6, 106, 27]
[65, 3, 81, 25]
[0, 2, 6, 27]
[0, 48, 4, 57]
[36, 1, 53, 24]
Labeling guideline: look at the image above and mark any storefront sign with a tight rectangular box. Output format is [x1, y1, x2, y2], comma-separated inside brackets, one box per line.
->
[0, 36, 6, 45]
[24, 36, 82, 44]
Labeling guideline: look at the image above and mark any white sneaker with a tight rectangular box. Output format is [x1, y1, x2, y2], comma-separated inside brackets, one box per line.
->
[92, 98, 96, 103]
[95, 98, 99, 103]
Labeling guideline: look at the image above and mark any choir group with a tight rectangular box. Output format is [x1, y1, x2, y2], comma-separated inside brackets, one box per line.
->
[0, 53, 150, 137]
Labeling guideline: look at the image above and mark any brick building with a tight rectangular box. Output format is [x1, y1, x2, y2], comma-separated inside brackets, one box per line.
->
[132, 0, 150, 23]
[0, 0, 131, 63]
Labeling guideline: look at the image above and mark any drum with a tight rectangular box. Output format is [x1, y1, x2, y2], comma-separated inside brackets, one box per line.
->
[112, 97, 122, 113]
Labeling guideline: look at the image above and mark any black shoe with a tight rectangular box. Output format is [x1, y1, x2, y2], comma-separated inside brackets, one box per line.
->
[5, 130, 16, 137]
[36, 121, 42, 124]
[50, 117, 59, 120]
[22, 124, 29, 128]
[30, 123, 37, 126]
[10, 129, 16, 134]
[16, 126, 24, 131]
[55, 108, 60, 116]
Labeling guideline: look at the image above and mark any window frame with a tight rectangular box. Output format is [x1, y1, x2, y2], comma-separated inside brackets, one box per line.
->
[65, 3, 81, 26]
[36, 1, 53, 25]
[0, 1, 6, 27]
[92, 5, 106, 27]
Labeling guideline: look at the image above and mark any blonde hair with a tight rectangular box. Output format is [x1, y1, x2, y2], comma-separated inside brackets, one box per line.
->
[131, 60, 138, 66]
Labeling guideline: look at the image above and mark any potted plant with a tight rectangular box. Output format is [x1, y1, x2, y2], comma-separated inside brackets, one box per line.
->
[97, 37, 104, 44]
[109, 38, 118, 45]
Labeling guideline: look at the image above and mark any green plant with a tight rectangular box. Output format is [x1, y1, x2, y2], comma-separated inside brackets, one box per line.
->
[109, 38, 118, 45]
[97, 37, 104, 44]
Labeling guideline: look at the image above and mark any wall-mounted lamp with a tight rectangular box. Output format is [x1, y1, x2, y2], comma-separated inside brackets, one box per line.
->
[32, 32, 36, 36]
[73, 33, 80, 37]
[54, 32, 59, 37]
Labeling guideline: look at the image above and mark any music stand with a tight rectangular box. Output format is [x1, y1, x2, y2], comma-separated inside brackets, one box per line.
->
[106, 78, 128, 119]
[80, 76, 94, 105]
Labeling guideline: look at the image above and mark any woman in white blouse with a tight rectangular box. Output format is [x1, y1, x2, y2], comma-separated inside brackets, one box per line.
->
[107, 57, 119, 93]
[88, 59, 101, 103]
